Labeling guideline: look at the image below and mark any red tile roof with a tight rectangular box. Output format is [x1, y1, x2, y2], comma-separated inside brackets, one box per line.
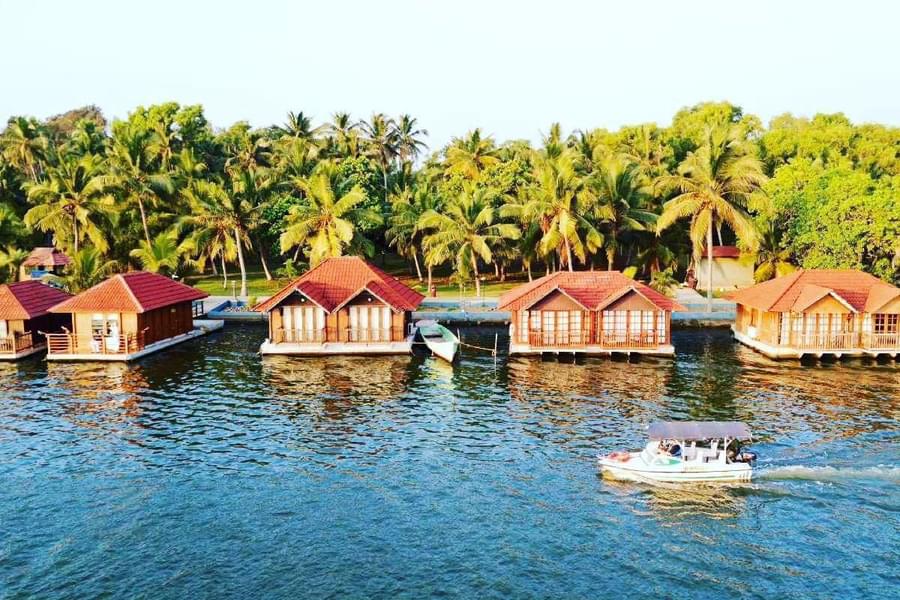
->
[253, 257, 424, 313]
[727, 269, 900, 313]
[49, 272, 208, 314]
[497, 271, 685, 312]
[22, 247, 71, 268]
[0, 281, 73, 320]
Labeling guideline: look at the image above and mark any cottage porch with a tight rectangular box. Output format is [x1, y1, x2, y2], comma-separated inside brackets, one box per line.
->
[0, 331, 44, 360]
[508, 308, 674, 356]
[44, 319, 223, 361]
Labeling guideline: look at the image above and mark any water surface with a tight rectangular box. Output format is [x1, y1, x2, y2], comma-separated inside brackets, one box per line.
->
[1, 326, 897, 598]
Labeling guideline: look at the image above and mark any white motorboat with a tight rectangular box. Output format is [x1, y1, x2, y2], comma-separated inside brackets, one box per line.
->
[598, 421, 757, 483]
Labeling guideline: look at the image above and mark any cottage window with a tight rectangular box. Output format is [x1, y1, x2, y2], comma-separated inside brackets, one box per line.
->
[749, 309, 758, 327]
[603, 310, 627, 341]
[349, 305, 391, 342]
[570, 310, 582, 343]
[0, 320, 7, 339]
[91, 313, 119, 337]
[875, 314, 899, 334]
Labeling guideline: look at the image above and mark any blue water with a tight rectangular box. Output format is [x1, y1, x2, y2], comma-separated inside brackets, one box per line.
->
[1, 326, 898, 599]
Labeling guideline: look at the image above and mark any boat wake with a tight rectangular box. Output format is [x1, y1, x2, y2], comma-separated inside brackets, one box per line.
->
[759, 465, 900, 483]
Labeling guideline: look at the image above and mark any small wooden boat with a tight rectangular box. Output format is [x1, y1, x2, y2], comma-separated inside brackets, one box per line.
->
[415, 320, 459, 363]
[598, 421, 758, 483]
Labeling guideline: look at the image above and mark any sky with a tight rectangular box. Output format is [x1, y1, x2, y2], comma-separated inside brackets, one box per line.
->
[1, 0, 898, 150]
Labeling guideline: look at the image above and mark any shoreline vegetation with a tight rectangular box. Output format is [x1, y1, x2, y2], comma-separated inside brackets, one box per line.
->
[1, 101, 898, 302]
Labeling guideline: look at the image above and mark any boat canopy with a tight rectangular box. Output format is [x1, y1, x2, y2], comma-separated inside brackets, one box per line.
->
[648, 421, 751, 441]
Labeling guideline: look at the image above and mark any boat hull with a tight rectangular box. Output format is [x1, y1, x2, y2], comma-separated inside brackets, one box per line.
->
[598, 455, 752, 483]
[415, 320, 460, 363]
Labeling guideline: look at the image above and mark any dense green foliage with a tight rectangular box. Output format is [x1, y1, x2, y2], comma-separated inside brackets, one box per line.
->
[1, 101, 897, 295]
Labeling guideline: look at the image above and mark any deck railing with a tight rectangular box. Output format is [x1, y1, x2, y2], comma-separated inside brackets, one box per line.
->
[862, 332, 900, 349]
[518, 328, 666, 349]
[192, 300, 205, 318]
[274, 328, 327, 344]
[0, 332, 35, 354]
[789, 332, 856, 350]
[527, 329, 590, 347]
[346, 327, 394, 343]
[599, 331, 666, 349]
[44, 331, 146, 356]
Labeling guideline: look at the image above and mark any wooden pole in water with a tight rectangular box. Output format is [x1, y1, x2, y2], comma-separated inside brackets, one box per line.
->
[494, 333, 498, 364]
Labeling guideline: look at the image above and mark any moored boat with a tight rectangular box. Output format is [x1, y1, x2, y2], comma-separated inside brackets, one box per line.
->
[598, 421, 757, 483]
[415, 319, 459, 363]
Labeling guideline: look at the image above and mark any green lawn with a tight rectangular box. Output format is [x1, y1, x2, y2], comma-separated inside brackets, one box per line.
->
[183, 270, 284, 298]
[183, 259, 531, 300]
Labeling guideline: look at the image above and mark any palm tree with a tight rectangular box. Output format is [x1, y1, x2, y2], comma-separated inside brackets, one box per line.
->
[657, 125, 767, 310]
[386, 185, 439, 281]
[55, 247, 117, 293]
[361, 114, 398, 203]
[278, 111, 321, 140]
[24, 155, 117, 254]
[0, 246, 28, 283]
[177, 180, 239, 290]
[419, 185, 520, 297]
[504, 149, 603, 271]
[230, 166, 277, 280]
[279, 162, 381, 266]
[325, 112, 360, 157]
[444, 129, 500, 180]
[0, 116, 48, 182]
[130, 232, 182, 274]
[753, 221, 794, 282]
[109, 124, 175, 246]
[590, 155, 657, 270]
[396, 115, 428, 164]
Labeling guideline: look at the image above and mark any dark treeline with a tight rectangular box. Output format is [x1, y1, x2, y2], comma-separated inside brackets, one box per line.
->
[0, 101, 898, 299]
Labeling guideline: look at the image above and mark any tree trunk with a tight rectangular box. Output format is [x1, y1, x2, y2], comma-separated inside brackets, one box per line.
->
[235, 229, 248, 298]
[427, 264, 433, 291]
[137, 197, 152, 247]
[471, 253, 481, 297]
[707, 219, 714, 313]
[527, 262, 533, 282]
[412, 252, 423, 280]
[500, 263, 506, 282]
[210, 257, 218, 276]
[256, 237, 272, 281]
[494, 261, 500, 278]
[564, 240, 574, 272]
[72, 214, 79, 254]
[607, 247, 615, 271]
[221, 254, 228, 289]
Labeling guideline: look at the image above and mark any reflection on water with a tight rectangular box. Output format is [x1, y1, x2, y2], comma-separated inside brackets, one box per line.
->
[0, 326, 898, 599]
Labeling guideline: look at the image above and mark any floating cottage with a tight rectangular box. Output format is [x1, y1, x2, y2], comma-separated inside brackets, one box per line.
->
[19, 247, 70, 281]
[0, 281, 72, 360]
[729, 269, 900, 359]
[253, 256, 424, 355]
[44, 272, 219, 361]
[498, 271, 685, 356]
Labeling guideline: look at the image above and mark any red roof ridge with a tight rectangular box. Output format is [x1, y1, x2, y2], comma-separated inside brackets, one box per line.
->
[253, 256, 423, 313]
[118, 273, 145, 311]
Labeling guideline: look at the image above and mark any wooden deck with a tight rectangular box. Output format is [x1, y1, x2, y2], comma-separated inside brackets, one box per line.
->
[0, 332, 44, 360]
[733, 327, 900, 359]
[509, 326, 674, 356]
[44, 320, 223, 362]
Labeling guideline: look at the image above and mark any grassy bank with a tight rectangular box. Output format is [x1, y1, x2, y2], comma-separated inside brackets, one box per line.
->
[182, 257, 532, 299]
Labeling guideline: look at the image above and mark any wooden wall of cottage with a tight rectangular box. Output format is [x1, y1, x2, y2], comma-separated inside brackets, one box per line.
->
[268, 291, 409, 343]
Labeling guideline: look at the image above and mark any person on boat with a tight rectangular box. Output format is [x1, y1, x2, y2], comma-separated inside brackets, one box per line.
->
[658, 440, 681, 457]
